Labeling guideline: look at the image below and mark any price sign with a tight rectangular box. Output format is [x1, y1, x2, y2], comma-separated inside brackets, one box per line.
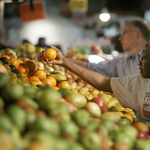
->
[69, 0, 88, 12]
[19, 1, 45, 23]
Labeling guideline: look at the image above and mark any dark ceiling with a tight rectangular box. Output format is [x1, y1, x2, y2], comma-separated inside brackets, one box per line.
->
[4, 0, 150, 18]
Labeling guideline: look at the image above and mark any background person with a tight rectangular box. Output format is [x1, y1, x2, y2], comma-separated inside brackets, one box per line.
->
[72, 18, 150, 78]
[38, 42, 150, 121]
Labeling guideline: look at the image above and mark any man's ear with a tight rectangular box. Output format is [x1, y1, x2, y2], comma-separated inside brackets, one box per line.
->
[137, 31, 141, 38]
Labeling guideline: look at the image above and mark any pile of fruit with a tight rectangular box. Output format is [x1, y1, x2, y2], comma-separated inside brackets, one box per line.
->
[0, 46, 150, 150]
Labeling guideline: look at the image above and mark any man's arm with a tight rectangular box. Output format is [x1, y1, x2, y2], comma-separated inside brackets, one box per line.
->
[72, 60, 88, 67]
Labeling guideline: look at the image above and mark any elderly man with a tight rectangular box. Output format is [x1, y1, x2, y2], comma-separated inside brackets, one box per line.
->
[73, 18, 150, 77]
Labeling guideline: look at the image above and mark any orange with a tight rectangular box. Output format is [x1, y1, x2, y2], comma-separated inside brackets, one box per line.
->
[31, 80, 42, 86]
[24, 59, 36, 72]
[0, 55, 11, 59]
[17, 59, 23, 65]
[46, 76, 57, 87]
[58, 80, 71, 89]
[123, 113, 134, 124]
[28, 76, 40, 83]
[17, 64, 30, 76]
[41, 78, 54, 87]
[33, 70, 47, 80]
[9, 58, 20, 68]
[44, 48, 57, 61]
[52, 86, 59, 90]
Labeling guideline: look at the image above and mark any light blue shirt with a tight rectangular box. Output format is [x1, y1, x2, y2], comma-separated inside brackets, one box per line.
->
[87, 51, 142, 77]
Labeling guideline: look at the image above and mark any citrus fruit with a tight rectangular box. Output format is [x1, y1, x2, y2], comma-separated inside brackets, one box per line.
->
[17, 64, 29, 76]
[0, 55, 11, 59]
[58, 81, 71, 89]
[24, 60, 36, 72]
[9, 58, 20, 69]
[58, 88, 73, 97]
[52, 86, 59, 90]
[0, 72, 10, 86]
[31, 80, 43, 86]
[0, 57, 9, 64]
[28, 76, 40, 83]
[123, 113, 133, 124]
[41, 78, 54, 87]
[44, 48, 57, 61]
[33, 70, 47, 80]
[0, 64, 8, 74]
[117, 117, 131, 127]
[46, 76, 57, 86]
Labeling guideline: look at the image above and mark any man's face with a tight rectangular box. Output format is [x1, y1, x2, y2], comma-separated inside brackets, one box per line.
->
[139, 45, 150, 78]
[119, 22, 139, 53]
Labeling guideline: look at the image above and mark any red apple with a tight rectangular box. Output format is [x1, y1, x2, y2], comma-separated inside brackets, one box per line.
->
[91, 45, 100, 54]
[91, 97, 108, 113]
[67, 55, 77, 60]
[137, 131, 149, 139]
[132, 122, 149, 135]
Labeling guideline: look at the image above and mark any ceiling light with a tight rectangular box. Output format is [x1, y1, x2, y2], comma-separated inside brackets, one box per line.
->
[99, 7, 110, 22]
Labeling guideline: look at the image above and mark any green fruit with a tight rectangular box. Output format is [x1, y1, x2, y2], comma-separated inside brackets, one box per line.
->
[101, 119, 115, 133]
[59, 120, 79, 139]
[49, 103, 69, 115]
[71, 109, 90, 127]
[24, 131, 56, 150]
[50, 74, 67, 82]
[20, 96, 39, 109]
[64, 93, 87, 109]
[37, 87, 62, 110]
[14, 71, 22, 78]
[0, 114, 13, 132]
[68, 141, 86, 150]
[114, 131, 134, 148]
[117, 117, 131, 127]
[0, 57, 9, 64]
[23, 86, 37, 99]
[86, 120, 100, 131]
[28, 117, 60, 136]
[134, 139, 150, 150]
[0, 97, 4, 108]
[0, 72, 10, 87]
[55, 138, 70, 150]
[4, 83, 24, 100]
[80, 131, 101, 150]
[6, 105, 27, 132]
[58, 88, 73, 97]
[9, 65, 17, 72]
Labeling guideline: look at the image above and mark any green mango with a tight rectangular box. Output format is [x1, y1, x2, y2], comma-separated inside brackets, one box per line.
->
[0, 114, 13, 132]
[71, 109, 90, 127]
[59, 120, 79, 140]
[50, 74, 67, 82]
[6, 105, 27, 132]
[27, 117, 60, 137]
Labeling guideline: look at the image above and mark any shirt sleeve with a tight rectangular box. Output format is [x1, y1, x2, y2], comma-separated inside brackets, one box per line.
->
[110, 75, 139, 111]
[87, 59, 118, 77]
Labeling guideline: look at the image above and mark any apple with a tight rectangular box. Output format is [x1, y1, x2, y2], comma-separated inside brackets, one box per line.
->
[91, 45, 100, 54]
[91, 97, 108, 113]
[67, 55, 77, 60]
[137, 131, 149, 139]
[132, 122, 149, 135]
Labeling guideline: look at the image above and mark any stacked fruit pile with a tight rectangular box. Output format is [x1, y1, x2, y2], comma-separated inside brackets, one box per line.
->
[0, 48, 150, 150]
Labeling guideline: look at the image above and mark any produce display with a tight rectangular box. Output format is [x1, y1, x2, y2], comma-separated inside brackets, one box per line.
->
[0, 42, 150, 150]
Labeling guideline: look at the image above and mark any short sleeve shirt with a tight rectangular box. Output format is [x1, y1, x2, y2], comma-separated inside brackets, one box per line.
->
[87, 52, 141, 77]
[111, 74, 150, 121]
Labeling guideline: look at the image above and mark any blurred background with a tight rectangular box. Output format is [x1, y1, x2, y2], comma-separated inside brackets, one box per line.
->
[0, 0, 150, 54]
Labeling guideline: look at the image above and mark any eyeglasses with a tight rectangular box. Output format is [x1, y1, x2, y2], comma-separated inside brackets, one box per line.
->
[121, 30, 139, 37]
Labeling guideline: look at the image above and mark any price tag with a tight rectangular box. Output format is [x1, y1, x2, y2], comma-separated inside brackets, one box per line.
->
[19, 1, 45, 23]
[69, 0, 88, 12]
